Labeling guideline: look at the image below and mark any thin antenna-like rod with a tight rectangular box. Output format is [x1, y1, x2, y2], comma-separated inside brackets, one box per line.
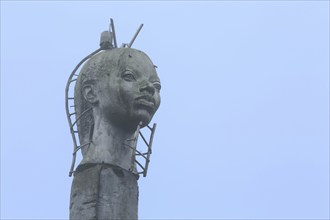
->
[128, 24, 143, 48]
[110, 18, 118, 48]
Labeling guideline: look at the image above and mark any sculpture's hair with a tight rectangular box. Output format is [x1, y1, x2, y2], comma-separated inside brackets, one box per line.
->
[74, 48, 143, 156]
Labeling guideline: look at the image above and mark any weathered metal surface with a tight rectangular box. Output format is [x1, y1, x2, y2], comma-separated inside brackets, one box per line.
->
[66, 20, 161, 220]
[70, 164, 138, 220]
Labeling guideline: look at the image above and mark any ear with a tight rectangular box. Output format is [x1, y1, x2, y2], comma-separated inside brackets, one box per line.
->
[82, 84, 98, 104]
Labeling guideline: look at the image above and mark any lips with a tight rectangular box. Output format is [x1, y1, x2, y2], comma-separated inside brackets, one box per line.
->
[135, 96, 155, 109]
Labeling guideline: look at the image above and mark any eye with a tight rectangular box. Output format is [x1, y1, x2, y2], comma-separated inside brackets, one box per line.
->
[122, 70, 136, 81]
[153, 82, 161, 91]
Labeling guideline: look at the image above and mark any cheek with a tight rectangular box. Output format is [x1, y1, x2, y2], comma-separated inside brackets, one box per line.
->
[99, 80, 122, 110]
[118, 82, 137, 105]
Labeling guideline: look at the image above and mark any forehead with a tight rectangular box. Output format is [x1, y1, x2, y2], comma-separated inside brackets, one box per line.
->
[106, 48, 159, 81]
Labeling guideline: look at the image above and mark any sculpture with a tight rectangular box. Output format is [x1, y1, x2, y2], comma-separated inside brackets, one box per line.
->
[65, 20, 161, 219]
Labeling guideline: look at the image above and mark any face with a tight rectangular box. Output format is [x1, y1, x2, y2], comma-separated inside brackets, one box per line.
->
[96, 49, 161, 130]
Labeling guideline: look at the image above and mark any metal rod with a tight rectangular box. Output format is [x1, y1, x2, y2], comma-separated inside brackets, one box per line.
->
[71, 107, 92, 128]
[128, 24, 143, 48]
[123, 143, 133, 148]
[139, 131, 149, 147]
[135, 159, 145, 170]
[135, 149, 149, 161]
[65, 47, 103, 177]
[69, 112, 76, 116]
[126, 137, 136, 141]
[130, 122, 142, 171]
[123, 143, 148, 161]
[144, 123, 157, 177]
[110, 18, 117, 48]
[148, 123, 157, 154]
[73, 142, 91, 154]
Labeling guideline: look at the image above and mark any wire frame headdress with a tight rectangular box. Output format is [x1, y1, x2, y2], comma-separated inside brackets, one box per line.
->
[65, 19, 157, 177]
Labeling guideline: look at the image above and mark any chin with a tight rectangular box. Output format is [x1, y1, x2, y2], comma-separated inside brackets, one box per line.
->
[110, 107, 155, 131]
[133, 109, 154, 128]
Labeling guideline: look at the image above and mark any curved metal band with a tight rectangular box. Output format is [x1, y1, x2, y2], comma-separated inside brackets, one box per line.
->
[65, 48, 103, 177]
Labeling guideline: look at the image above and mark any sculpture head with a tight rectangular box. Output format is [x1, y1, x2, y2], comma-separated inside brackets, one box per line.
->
[74, 48, 161, 154]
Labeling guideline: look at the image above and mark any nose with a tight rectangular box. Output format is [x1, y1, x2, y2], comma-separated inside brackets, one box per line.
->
[139, 81, 155, 95]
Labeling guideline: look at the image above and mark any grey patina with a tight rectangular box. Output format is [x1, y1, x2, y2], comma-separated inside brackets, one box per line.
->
[70, 48, 161, 219]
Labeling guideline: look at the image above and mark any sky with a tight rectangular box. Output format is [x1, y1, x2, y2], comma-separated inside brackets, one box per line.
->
[1, 1, 329, 219]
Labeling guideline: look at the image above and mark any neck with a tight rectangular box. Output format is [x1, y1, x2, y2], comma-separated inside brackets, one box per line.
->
[81, 111, 136, 171]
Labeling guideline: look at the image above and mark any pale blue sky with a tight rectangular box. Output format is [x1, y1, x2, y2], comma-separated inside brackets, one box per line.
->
[1, 1, 329, 219]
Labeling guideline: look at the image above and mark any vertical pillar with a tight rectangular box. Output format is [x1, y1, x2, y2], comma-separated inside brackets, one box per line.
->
[70, 164, 138, 220]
